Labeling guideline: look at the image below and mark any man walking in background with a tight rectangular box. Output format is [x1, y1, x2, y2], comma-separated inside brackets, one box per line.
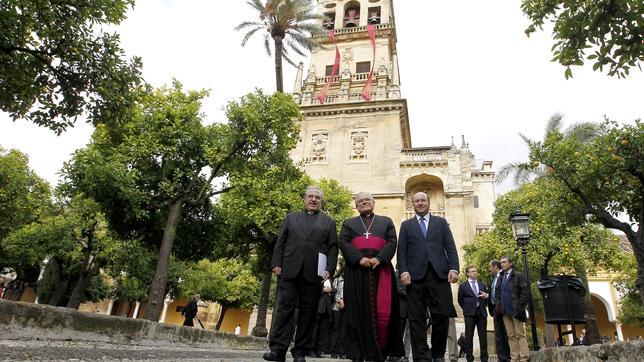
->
[488, 260, 510, 362]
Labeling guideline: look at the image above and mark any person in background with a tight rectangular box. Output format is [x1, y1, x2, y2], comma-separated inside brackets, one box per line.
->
[488, 259, 510, 362]
[496, 256, 529, 362]
[458, 266, 489, 362]
[235, 324, 242, 335]
[182, 294, 200, 327]
[330, 261, 346, 359]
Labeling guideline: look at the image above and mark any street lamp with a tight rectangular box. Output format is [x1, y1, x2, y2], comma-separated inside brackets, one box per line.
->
[509, 209, 540, 351]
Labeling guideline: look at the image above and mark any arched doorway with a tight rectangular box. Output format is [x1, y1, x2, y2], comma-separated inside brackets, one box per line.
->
[404, 174, 445, 219]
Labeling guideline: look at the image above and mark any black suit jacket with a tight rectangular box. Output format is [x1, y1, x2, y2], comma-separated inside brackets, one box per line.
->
[271, 211, 338, 283]
[397, 214, 459, 280]
[458, 280, 488, 317]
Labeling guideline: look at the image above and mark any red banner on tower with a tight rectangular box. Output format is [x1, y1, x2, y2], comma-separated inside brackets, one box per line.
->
[360, 24, 376, 101]
[317, 30, 340, 104]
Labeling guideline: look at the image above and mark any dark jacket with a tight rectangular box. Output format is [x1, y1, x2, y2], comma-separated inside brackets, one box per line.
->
[495, 269, 529, 322]
[397, 214, 459, 280]
[458, 279, 488, 317]
[271, 211, 338, 283]
[182, 298, 198, 319]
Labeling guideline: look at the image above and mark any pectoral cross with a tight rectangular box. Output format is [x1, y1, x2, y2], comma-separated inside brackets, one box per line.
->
[363, 231, 371, 239]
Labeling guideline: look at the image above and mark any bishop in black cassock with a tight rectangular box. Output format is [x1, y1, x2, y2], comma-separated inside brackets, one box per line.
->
[340, 192, 404, 362]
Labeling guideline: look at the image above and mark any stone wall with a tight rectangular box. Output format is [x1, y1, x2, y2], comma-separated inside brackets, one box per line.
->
[531, 341, 644, 361]
[0, 300, 267, 350]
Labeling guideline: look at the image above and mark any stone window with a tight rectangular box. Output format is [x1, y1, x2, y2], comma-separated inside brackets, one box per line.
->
[473, 195, 479, 208]
[325, 65, 334, 77]
[310, 132, 328, 163]
[350, 130, 368, 161]
[356, 61, 371, 74]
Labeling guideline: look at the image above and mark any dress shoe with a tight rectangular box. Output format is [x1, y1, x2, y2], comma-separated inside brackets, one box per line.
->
[293, 357, 306, 362]
[263, 351, 285, 362]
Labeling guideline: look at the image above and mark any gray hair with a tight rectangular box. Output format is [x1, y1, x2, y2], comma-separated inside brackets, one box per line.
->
[305, 186, 324, 198]
[354, 192, 374, 204]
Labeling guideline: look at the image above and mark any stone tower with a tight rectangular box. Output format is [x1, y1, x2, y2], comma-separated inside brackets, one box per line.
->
[291, 0, 495, 258]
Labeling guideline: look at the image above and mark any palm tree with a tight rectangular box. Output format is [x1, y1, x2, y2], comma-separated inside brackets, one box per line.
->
[495, 114, 598, 185]
[236, 0, 324, 92]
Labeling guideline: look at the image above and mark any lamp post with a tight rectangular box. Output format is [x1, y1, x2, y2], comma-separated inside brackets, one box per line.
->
[509, 209, 540, 351]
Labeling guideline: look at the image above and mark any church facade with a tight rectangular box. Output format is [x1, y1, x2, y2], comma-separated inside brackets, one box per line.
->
[290, 0, 496, 262]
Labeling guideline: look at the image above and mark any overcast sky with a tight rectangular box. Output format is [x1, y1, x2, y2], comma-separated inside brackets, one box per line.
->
[1, 0, 642, 196]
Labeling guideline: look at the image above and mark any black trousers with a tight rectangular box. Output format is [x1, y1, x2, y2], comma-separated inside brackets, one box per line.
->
[182, 317, 194, 327]
[407, 264, 453, 361]
[330, 310, 345, 355]
[464, 307, 488, 362]
[491, 305, 510, 362]
[314, 312, 332, 353]
[269, 272, 322, 358]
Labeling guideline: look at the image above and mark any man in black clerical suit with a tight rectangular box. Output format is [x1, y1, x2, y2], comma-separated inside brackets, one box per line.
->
[458, 266, 489, 362]
[264, 186, 338, 362]
[340, 192, 404, 362]
[397, 192, 459, 362]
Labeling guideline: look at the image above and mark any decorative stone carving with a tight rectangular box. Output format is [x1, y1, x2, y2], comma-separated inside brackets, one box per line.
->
[342, 47, 353, 62]
[350, 130, 368, 160]
[310, 132, 328, 162]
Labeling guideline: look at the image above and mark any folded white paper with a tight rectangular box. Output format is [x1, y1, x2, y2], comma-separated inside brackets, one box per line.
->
[318, 253, 327, 277]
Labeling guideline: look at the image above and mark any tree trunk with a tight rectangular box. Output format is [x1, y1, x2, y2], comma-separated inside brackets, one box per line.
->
[66, 271, 90, 309]
[251, 272, 272, 337]
[67, 229, 95, 310]
[215, 304, 229, 331]
[273, 36, 284, 92]
[143, 200, 184, 321]
[543, 324, 557, 347]
[577, 268, 601, 345]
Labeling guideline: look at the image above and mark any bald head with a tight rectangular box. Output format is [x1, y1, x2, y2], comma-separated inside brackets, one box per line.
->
[412, 192, 429, 216]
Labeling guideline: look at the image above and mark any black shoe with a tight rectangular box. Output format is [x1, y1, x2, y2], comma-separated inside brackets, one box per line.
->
[263, 351, 286, 362]
[293, 357, 306, 362]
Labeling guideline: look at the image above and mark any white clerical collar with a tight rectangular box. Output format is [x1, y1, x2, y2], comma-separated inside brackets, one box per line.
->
[415, 214, 430, 222]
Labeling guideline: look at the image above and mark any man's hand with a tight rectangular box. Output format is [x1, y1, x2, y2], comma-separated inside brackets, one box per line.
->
[479, 291, 489, 300]
[272, 266, 282, 276]
[448, 270, 459, 283]
[323, 286, 333, 293]
[338, 298, 345, 309]
[369, 258, 380, 269]
[359, 257, 371, 268]
[322, 270, 330, 282]
[400, 272, 411, 286]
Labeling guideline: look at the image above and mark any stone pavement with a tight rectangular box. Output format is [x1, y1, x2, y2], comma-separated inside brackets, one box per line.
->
[0, 340, 346, 361]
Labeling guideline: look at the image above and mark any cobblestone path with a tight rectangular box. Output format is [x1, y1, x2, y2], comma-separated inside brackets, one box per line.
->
[0, 340, 346, 361]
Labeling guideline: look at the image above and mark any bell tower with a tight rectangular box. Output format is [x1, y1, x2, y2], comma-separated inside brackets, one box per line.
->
[291, 0, 410, 204]
[291, 0, 496, 255]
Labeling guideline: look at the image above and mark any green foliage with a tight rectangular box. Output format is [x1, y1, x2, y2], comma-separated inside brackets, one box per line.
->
[236, 0, 324, 91]
[236, 0, 324, 66]
[61, 85, 303, 318]
[530, 119, 642, 227]
[181, 259, 259, 310]
[464, 178, 628, 313]
[3, 194, 130, 307]
[0, 0, 143, 133]
[613, 256, 644, 327]
[0, 148, 52, 255]
[521, 0, 643, 78]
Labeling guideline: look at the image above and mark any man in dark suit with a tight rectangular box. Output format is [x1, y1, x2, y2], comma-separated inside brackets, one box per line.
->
[263, 186, 338, 362]
[397, 192, 459, 362]
[495, 256, 529, 362]
[458, 266, 489, 362]
[488, 260, 510, 362]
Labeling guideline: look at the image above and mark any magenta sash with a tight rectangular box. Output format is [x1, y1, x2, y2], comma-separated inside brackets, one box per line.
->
[351, 235, 391, 349]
